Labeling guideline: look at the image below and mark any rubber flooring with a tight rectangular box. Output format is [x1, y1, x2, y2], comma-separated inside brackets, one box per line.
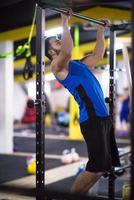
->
[14, 135, 129, 155]
[14, 136, 88, 156]
[0, 154, 61, 184]
[0, 127, 131, 199]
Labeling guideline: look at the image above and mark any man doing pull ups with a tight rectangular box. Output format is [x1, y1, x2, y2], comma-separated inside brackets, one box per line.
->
[45, 9, 120, 194]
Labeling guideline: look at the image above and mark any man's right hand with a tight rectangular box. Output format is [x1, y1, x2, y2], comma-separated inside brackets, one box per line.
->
[61, 8, 72, 26]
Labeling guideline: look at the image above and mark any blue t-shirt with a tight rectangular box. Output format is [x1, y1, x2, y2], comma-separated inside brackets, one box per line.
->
[56, 60, 109, 123]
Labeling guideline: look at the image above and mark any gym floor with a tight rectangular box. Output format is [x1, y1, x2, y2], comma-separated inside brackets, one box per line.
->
[0, 125, 131, 200]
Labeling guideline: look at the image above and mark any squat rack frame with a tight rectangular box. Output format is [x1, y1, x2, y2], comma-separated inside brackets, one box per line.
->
[36, 6, 45, 200]
[35, 2, 134, 200]
[108, 23, 132, 200]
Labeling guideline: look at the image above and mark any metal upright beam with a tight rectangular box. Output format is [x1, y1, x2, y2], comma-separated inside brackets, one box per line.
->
[109, 30, 116, 118]
[36, 6, 45, 200]
[108, 29, 116, 200]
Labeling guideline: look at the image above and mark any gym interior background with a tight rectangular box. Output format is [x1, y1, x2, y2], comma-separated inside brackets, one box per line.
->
[0, 0, 133, 199]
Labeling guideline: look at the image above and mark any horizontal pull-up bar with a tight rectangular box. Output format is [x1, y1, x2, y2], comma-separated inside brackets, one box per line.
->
[52, 7, 108, 27]
[50, 8, 131, 30]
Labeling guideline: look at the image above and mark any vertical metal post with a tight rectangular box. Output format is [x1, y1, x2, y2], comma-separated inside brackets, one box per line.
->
[109, 30, 116, 118]
[36, 6, 45, 200]
[130, 1, 134, 199]
[108, 29, 116, 200]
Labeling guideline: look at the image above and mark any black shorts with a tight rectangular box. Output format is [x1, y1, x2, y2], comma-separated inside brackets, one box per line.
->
[80, 116, 120, 172]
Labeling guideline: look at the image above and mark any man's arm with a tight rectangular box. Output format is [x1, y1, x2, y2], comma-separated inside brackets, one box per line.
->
[59, 12, 73, 61]
[81, 20, 109, 68]
[52, 10, 73, 75]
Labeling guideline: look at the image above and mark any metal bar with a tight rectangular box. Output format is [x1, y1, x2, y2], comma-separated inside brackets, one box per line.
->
[110, 23, 131, 31]
[46, 7, 132, 30]
[109, 30, 116, 118]
[36, 6, 45, 200]
[115, 164, 131, 173]
[120, 151, 131, 158]
[52, 7, 106, 26]
[108, 29, 116, 200]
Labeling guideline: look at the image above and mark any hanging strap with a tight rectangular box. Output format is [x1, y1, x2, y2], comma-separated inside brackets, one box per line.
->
[76, 85, 96, 118]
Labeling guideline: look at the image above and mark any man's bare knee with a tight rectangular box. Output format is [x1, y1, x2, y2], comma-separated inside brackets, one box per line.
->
[94, 172, 104, 179]
[71, 171, 103, 194]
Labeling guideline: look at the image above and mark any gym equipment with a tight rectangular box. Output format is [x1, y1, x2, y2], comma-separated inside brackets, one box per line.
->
[122, 183, 130, 200]
[34, 1, 134, 199]
[23, 56, 34, 80]
[60, 149, 73, 164]
[45, 114, 52, 127]
[76, 162, 86, 176]
[26, 155, 36, 174]
[51, 7, 107, 26]
[60, 148, 80, 164]
[35, 7, 45, 200]
[70, 147, 80, 162]
[57, 112, 69, 127]
[106, 23, 132, 200]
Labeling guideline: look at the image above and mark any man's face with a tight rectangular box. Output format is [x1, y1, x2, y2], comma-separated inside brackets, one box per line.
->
[50, 38, 61, 49]
[48, 38, 61, 59]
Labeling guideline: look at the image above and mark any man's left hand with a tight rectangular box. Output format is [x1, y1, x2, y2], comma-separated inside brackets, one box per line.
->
[98, 19, 111, 32]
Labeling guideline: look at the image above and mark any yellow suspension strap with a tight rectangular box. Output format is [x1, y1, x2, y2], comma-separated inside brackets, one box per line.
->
[23, 5, 37, 80]
[0, 51, 13, 58]
[0, 5, 37, 81]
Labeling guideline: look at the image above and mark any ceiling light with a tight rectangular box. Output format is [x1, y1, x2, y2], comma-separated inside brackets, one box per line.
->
[45, 26, 70, 37]
[45, 27, 63, 37]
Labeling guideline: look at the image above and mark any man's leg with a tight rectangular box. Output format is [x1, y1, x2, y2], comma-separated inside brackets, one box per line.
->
[70, 171, 103, 194]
